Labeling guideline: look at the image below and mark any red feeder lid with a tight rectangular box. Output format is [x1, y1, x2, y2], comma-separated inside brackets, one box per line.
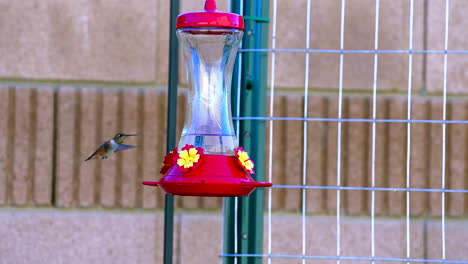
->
[176, 0, 244, 30]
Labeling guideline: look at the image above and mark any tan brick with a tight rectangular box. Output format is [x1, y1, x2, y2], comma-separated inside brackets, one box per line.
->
[272, 0, 424, 92]
[340, 218, 373, 260]
[426, 0, 468, 94]
[0, 0, 159, 82]
[343, 218, 425, 262]
[387, 97, 407, 216]
[377, 1, 426, 103]
[343, 96, 369, 215]
[344, 0, 376, 50]
[120, 89, 140, 208]
[428, 99, 444, 216]
[98, 88, 120, 208]
[200, 197, 222, 210]
[0, 209, 163, 264]
[56, 87, 78, 207]
[373, 219, 425, 262]
[142, 89, 166, 209]
[305, 224, 338, 264]
[326, 96, 340, 213]
[0, 1, 50, 79]
[152, 89, 167, 209]
[338, 96, 350, 215]
[3, 209, 468, 264]
[307, 53, 340, 90]
[12, 88, 33, 205]
[155, 0, 170, 84]
[306, 95, 327, 213]
[447, 100, 467, 216]
[267, 215, 306, 263]
[426, 53, 444, 93]
[410, 98, 430, 216]
[0, 0, 450, 96]
[274, 51, 313, 89]
[173, 212, 181, 264]
[33, 87, 54, 206]
[342, 53, 374, 91]
[274, 0, 338, 90]
[445, 53, 468, 94]
[371, 97, 390, 216]
[0, 92, 5, 203]
[426, 220, 468, 262]
[284, 95, 304, 212]
[0, 87, 12, 204]
[265, 215, 426, 264]
[78, 87, 98, 207]
[275, 0, 310, 51]
[178, 193, 200, 210]
[265, 94, 287, 211]
[180, 0, 228, 13]
[178, 214, 223, 264]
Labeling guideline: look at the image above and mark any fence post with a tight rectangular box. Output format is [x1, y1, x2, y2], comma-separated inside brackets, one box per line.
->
[163, 0, 180, 264]
[224, 1, 270, 264]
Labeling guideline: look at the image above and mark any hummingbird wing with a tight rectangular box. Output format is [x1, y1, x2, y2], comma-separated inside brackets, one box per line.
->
[115, 144, 137, 152]
[84, 142, 110, 161]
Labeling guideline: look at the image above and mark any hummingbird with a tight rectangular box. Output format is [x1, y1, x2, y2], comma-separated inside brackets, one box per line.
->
[85, 133, 137, 161]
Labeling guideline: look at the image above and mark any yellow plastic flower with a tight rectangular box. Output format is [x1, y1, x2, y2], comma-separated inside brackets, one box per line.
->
[177, 145, 203, 170]
[235, 147, 255, 174]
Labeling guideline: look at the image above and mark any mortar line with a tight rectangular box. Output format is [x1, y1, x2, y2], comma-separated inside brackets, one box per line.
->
[51, 86, 59, 207]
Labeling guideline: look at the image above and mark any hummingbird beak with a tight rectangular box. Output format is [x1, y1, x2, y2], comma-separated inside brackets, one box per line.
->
[124, 134, 137, 137]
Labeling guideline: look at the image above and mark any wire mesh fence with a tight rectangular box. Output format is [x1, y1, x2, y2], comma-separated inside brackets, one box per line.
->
[224, 0, 468, 263]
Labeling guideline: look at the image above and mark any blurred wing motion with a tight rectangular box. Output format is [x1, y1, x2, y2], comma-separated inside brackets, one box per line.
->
[84, 143, 108, 161]
[115, 144, 137, 152]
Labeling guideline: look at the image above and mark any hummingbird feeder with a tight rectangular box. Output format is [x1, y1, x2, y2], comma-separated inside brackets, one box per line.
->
[142, 0, 272, 197]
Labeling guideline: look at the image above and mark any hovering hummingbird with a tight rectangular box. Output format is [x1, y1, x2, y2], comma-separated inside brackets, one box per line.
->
[85, 133, 137, 161]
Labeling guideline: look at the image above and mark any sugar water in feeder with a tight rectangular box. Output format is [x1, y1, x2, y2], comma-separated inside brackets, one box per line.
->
[142, 0, 272, 197]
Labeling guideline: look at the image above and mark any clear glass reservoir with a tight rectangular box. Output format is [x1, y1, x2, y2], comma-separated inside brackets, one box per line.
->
[177, 27, 243, 155]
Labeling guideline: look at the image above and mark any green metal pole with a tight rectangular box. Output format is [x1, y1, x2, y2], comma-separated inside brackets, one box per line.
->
[225, 1, 270, 264]
[164, 0, 180, 264]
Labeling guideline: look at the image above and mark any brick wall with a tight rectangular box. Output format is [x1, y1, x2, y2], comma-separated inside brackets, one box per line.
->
[1, 210, 467, 264]
[2, 87, 465, 217]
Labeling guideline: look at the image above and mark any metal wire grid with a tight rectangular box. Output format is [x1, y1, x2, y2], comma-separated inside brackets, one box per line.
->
[225, 0, 468, 263]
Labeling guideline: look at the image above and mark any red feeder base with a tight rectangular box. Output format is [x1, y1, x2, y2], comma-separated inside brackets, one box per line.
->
[142, 154, 272, 197]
